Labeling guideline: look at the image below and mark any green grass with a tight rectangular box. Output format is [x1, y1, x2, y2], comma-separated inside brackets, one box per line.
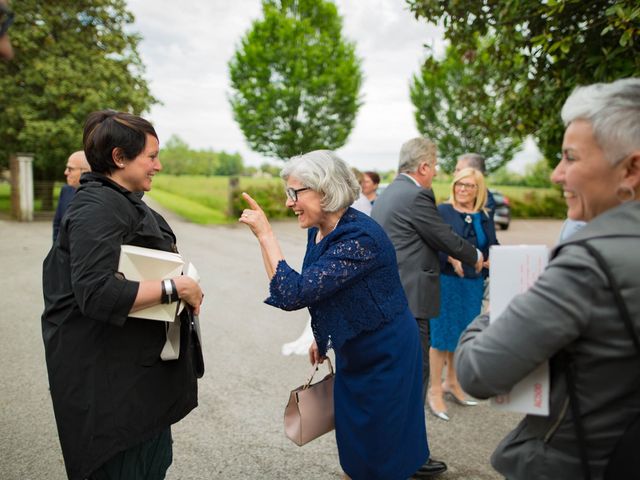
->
[0, 183, 9, 212]
[0, 182, 59, 214]
[147, 188, 227, 224]
[149, 175, 284, 224]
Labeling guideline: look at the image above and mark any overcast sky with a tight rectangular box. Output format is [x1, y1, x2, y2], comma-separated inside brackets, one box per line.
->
[126, 0, 539, 173]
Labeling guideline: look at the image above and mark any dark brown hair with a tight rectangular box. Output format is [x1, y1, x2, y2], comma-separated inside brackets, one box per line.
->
[364, 171, 380, 185]
[83, 110, 158, 174]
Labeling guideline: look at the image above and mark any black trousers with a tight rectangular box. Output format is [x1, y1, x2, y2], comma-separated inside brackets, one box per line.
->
[417, 317, 430, 406]
[88, 427, 173, 480]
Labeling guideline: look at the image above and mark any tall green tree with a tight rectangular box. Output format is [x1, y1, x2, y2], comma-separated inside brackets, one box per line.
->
[0, 0, 157, 207]
[228, 0, 363, 160]
[410, 42, 520, 173]
[407, 0, 640, 166]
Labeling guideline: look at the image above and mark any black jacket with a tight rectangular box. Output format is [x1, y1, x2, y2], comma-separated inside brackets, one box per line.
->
[41, 173, 198, 480]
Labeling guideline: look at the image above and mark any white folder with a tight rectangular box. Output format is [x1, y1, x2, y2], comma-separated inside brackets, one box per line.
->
[118, 245, 184, 322]
[489, 245, 550, 416]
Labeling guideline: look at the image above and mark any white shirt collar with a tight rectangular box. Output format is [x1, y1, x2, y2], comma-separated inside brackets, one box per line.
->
[400, 172, 421, 187]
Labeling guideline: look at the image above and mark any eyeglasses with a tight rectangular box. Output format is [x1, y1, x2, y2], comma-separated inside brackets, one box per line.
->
[454, 182, 478, 190]
[65, 166, 87, 173]
[285, 186, 311, 202]
[0, 4, 14, 37]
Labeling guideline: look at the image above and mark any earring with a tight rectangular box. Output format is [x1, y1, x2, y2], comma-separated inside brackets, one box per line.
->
[616, 184, 635, 203]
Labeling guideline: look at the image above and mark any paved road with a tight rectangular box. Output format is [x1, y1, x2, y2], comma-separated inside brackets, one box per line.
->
[0, 209, 562, 480]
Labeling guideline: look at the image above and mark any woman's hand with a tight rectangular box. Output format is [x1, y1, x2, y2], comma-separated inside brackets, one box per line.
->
[308, 339, 326, 366]
[448, 256, 464, 277]
[482, 259, 490, 270]
[173, 276, 204, 315]
[239, 192, 272, 240]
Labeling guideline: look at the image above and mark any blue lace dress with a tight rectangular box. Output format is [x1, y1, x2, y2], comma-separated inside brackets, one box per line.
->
[266, 208, 428, 480]
[430, 204, 498, 351]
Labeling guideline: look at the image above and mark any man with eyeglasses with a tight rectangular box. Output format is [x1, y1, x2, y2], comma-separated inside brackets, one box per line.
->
[0, 0, 14, 60]
[52, 151, 90, 241]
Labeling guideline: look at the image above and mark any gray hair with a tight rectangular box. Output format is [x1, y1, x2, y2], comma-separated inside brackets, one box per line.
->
[561, 78, 640, 164]
[280, 150, 360, 212]
[457, 153, 486, 174]
[398, 137, 437, 173]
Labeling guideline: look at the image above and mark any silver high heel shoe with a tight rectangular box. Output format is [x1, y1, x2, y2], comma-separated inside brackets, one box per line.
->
[427, 393, 450, 421]
[443, 389, 478, 406]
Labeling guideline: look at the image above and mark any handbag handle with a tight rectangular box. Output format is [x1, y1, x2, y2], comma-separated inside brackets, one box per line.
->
[303, 358, 334, 390]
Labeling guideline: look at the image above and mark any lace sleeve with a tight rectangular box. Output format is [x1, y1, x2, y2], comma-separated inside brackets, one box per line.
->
[265, 235, 379, 311]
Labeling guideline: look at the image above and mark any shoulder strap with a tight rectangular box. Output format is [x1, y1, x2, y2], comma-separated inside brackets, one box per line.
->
[575, 241, 640, 354]
[555, 237, 640, 480]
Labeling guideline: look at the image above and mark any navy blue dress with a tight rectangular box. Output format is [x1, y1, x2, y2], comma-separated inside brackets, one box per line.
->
[266, 208, 428, 480]
[430, 204, 499, 351]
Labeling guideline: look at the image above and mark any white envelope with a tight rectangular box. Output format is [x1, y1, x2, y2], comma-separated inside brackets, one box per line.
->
[489, 245, 550, 416]
[118, 245, 184, 322]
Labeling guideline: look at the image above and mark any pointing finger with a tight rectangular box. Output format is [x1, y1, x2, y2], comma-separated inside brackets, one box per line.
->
[242, 192, 262, 211]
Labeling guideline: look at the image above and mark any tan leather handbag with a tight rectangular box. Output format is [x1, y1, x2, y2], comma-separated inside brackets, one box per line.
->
[284, 358, 335, 446]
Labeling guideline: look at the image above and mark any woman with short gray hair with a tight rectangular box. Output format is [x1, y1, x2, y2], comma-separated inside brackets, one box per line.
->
[455, 78, 640, 479]
[239, 150, 435, 479]
[280, 150, 360, 212]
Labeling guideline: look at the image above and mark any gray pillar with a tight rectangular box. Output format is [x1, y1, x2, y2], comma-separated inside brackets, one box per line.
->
[10, 153, 34, 222]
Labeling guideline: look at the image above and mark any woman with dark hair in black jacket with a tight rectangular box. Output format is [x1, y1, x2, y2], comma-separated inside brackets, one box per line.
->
[42, 110, 203, 480]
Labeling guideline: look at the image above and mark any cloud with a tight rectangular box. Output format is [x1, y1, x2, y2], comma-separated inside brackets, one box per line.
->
[127, 0, 445, 171]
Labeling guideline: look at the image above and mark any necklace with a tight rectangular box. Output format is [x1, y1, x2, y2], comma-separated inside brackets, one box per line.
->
[316, 215, 342, 243]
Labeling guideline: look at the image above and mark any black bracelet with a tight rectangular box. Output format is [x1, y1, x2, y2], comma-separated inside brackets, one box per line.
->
[160, 279, 169, 304]
[170, 279, 180, 302]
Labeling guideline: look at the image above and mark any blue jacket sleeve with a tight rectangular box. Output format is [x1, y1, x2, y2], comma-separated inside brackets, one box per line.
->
[265, 233, 380, 311]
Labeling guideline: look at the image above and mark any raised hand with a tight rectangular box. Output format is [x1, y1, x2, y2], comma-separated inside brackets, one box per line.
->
[238, 192, 272, 239]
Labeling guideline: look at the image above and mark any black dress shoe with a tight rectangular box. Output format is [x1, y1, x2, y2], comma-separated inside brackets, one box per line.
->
[411, 458, 448, 478]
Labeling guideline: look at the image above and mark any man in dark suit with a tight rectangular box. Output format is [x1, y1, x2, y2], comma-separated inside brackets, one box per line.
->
[53, 151, 90, 242]
[372, 137, 482, 403]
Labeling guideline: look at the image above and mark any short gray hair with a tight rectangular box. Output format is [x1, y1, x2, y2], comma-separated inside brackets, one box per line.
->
[280, 150, 360, 212]
[561, 78, 640, 164]
[457, 153, 486, 174]
[398, 137, 437, 173]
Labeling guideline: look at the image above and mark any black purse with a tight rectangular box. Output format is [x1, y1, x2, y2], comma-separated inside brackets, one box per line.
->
[556, 239, 640, 480]
[185, 307, 205, 379]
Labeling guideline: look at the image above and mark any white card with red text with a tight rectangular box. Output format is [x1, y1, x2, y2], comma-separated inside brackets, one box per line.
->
[489, 245, 550, 416]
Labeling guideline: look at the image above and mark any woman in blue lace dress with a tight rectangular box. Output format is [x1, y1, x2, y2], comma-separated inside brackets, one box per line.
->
[239, 150, 441, 480]
[427, 168, 499, 421]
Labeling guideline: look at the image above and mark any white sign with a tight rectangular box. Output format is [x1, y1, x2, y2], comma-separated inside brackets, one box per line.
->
[489, 245, 550, 416]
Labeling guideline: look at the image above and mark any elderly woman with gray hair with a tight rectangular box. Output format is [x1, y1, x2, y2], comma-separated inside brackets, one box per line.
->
[455, 78, 640, 479]
[239, 150, 437, 480]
